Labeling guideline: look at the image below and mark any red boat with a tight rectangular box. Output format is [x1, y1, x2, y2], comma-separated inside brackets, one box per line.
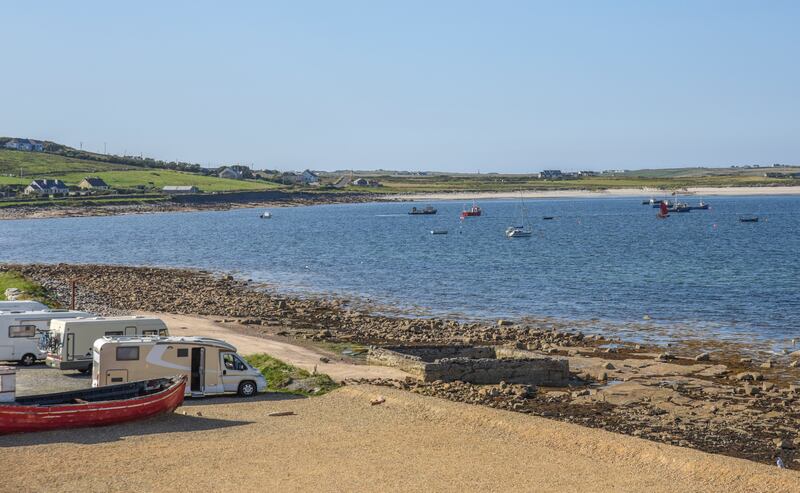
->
[656, 200, 669, 219]
[0, 376, 186, 434]
[461, 203, 482, 218]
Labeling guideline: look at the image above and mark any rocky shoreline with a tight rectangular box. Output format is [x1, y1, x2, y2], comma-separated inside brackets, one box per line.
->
[3, 263, 799, 467]
[0, 192, 384, 221]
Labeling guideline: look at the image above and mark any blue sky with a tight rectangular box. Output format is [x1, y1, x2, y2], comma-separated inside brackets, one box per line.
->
[1, 1, 798, 172]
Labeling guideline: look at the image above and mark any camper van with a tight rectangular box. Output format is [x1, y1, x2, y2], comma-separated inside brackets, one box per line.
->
[92, 336, 266, 397]
[0, 310, 92, 366]
[0, 300, 48, 312]
[45, 316, 169, 373]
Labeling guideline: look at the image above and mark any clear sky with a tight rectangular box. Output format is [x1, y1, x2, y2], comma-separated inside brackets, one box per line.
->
[1, 1, 798, 172]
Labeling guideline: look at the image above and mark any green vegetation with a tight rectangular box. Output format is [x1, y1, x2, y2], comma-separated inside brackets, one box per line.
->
[334, 168, 800, 194]
[0, 149, 278, 192]
[0, 270, 56, 306]
[245, 353, 338, 396]
[0, 195, 169, 209]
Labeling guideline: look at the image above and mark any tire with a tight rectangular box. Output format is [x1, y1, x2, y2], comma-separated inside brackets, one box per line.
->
[238, 380, 257, 397]
[78, 364, 92, 374]
[19, 353, 36, 366]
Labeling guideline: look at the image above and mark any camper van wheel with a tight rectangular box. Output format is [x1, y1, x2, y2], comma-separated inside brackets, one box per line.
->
[238, 381, 257, 397]
[19, 353, 36, 366]
[78, 364, 92, 374]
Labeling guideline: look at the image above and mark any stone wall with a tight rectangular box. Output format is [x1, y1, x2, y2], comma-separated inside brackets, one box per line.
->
[368, 345, 569, 386]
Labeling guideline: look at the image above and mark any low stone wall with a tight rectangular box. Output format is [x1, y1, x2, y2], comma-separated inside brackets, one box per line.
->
[368, 345, 569, 386]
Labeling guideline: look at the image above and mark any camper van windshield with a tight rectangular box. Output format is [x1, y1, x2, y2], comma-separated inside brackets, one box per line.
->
[223, 353, 247, 371]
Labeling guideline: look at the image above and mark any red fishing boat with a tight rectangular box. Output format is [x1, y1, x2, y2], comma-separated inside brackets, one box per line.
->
[460, 202, 482, 218]
[656, 201, 670, 219]
[0, 376, 186, 434]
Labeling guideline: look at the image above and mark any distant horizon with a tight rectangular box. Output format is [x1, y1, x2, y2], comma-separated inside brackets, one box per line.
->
[2, 1, 799, 172]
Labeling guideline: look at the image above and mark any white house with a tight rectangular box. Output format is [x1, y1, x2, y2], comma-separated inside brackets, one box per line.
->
[301, 169, 319, 184]
[5, 139, 44, 152]
[218, 167, 242, 180]
[162, 185, 199, 194]
[78, 177, 110, 190]
[24, 179, 69, 196]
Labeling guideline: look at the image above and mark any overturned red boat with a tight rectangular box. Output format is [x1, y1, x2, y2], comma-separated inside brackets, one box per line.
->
[0, 376, 186, 434]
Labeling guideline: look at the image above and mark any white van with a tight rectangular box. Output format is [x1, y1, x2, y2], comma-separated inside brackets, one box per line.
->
[44, 316, 169, 373]
[0, 301, 48, 312]
[0, 310, 92, 366]
[92, 336, 267, 397]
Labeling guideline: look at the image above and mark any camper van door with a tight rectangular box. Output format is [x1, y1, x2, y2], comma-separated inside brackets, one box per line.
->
[220, 351, 249, 392]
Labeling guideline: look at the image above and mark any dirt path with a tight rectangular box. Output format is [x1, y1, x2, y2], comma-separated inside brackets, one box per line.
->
[1, 385, 796, 492]
[147, 312, 410, 381]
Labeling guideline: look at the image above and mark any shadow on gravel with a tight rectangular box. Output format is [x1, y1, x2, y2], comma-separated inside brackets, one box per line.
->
[0, 413, 252, 448]
[0, 392, 306, 447]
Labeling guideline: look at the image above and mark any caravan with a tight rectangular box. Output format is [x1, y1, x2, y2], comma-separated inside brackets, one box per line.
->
[92, 336, 266, 397]
[44, 316, 169, 373]
[0, 301, 48, 312]
[0, 310, 92, 365]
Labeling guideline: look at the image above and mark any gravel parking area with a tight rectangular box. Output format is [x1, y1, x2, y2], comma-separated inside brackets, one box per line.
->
[5, 363, 91, 396]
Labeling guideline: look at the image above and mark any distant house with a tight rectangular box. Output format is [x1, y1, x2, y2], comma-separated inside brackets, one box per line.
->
[578, 170, 598, 177]
[4, 139, 44, 152]
[78, 177, 110, 190]
[162, 185, 199, 194]
[539, 170, 563, 179]
[24, 179, 69, 196]
[351, 178, 369, 186]
[301, 169, 319, 184]
[218, 167, 242, 180]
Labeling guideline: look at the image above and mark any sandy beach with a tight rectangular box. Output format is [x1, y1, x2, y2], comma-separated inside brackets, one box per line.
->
[2, 384, 797, 493]
[390, 186, 800, 202]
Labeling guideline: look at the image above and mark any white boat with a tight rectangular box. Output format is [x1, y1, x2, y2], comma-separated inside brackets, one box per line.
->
[506, 194, 533, 238]
[431, 229, 448, 235]
[260, 211, 272, 219]
[505, 226, 532, 238]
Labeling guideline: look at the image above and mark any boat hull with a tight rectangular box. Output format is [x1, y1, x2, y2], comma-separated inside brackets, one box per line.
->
[0, 377, 186, 434]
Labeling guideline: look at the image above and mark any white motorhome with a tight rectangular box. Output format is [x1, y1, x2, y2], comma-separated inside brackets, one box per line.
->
[0, 301, 48, 312]
[0, 310, 92, 366]
[44, 316, 169, 373]
[92, 336, 266, 397]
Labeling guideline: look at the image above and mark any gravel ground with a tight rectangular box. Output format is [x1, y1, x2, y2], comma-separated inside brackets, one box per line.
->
[6, 364, 90, 396]
[1, 385, 797, 492]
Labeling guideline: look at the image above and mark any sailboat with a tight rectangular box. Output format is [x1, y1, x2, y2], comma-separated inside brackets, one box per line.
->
[506, 195, 533, 237]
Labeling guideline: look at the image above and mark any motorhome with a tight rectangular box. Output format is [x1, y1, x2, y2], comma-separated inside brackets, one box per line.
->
[45, 316, 169, 373]
[92, 336, 266, 397]
[0, 310, 92, 366]
[0, 300, 48, 312]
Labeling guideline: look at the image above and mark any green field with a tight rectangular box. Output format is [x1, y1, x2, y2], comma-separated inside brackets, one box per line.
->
[0, 149, 278, 192]
[0, 270, 57, 306]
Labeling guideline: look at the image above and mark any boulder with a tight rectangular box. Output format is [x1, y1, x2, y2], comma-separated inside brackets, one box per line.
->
[694, 353, 711, 362]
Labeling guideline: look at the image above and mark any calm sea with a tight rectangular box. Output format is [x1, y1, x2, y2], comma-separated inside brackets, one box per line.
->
[1, 196, 798, 348]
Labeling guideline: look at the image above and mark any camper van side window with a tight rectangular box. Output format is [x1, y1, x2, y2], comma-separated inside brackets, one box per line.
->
[116, 347, 139, 361]
[9, 325, 36, 338]
[142, 330, 157, 336]
[177, 348, 188, 357]
[105, 331, 123, 336]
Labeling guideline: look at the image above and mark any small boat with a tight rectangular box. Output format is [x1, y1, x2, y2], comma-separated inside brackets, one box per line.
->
[460, 202, 482, 218]
[542, 216, 555, 220]
[656, 201, 670, 219]
[506, 194, 532, 237]
[260, 211, 272, 219]
[0, 376, 186, 434]
[642, 198, 655, 205]
[690, 201, 709, 210]
[409, 205, 437, 215]
[505, 226, 532, 238]
[669, 202, 691, 213]
[739, 216, 759, 223]
[430, 229, 448, 235]
[652, 200, 673, 208]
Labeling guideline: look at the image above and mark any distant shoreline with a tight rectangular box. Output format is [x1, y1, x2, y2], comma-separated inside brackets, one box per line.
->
[390, 185, 800, 201]
[2, 185, 799, 221]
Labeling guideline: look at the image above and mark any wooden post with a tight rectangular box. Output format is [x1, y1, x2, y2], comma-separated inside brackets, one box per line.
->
[70, 280, 76, 310]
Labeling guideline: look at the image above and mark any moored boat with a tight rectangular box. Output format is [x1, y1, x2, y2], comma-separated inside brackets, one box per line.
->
[0, 375, 186, 434]
[505, 226, 532, 238]
[260, 211, 272, 219]
[409, 205, 437, 215]
[460, 202, 482, 218]
[739, 216, 759, 223]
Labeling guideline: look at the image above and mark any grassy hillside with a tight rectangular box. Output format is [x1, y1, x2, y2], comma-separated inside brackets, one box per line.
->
[0, 149, 278, 191]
